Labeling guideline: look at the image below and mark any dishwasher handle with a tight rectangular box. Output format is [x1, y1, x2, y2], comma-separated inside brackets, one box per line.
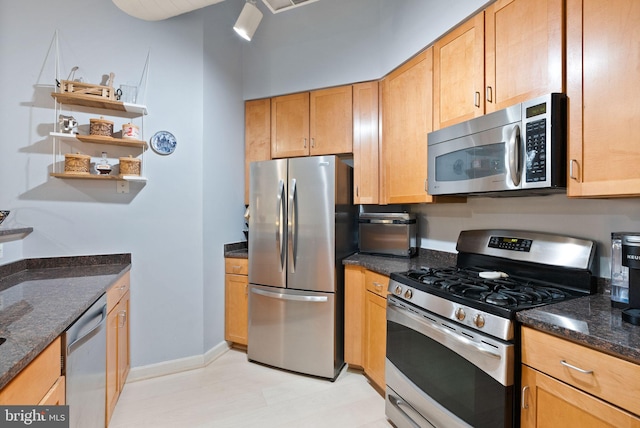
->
[68, 304, 107, 355]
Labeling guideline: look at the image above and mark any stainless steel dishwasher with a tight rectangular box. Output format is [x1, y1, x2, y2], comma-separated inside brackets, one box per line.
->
[63, 294, 107, 428]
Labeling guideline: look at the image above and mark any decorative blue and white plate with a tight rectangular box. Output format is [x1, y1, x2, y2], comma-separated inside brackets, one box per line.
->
[150, 131, 177, 155]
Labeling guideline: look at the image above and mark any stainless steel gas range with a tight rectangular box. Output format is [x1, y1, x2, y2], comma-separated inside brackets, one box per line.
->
[385, 229, 596, 428]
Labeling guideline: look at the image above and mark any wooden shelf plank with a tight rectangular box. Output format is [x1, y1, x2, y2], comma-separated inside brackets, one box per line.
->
[75, 135, 147, 149]
[51, 92, 148, 115]
[50, 173, 147, 182]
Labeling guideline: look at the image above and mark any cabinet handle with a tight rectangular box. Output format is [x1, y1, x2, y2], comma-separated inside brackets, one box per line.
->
[232, 265, 241, 273]
[521, 385, 529, 409]
[119, 284, 127, 291]
[474, 91, 481, 108]
[303, 138, 307, 148]
[118, 310, 127, 328]
[560, 360, 593, 374]
[373, 281, 384, 291]
[311, 138, 315, 148]
[356, 186, 359, 197]
[569, 159, 580, 182]
[486, 86, 493, 103]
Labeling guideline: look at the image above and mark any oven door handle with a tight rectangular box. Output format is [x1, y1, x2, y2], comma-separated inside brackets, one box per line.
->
[388, 301, 502, 360]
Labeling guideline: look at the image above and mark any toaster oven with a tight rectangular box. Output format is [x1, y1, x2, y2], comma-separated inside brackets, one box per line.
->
[358, 213, 417, 258]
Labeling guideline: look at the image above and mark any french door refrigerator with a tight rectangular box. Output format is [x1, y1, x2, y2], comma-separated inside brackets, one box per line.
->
[248, 155, 357, 380]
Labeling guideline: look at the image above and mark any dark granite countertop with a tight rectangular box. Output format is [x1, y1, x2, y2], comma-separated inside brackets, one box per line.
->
[343, 249, 457, 276]
[0, 254, 131, 390]
[517, 294, 640, 365]
[224, 242, 248, 259]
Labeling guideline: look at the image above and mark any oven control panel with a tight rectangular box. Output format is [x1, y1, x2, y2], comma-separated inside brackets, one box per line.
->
[488, 236, 532, 252]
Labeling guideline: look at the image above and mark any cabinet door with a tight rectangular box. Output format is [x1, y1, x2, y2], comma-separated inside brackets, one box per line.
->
[433, 13, 485, 130]
[310, 85, 353, 155]
[117, 291, 130, 391]
[38, 377, 65, 405]
[271, 93, 310, 158]
[381, 48, 433, 204]
[521, 365, 640, 428]
[225, 273, 249, 345]
[485, 0, 564, 113]
[106, 306, 119, 423]
[364, 290, 387, 391]
[245, 99, 271, 204]
[344, 265, 365, 367]
[352, 81, 379, 204]
[567, 0, 640, 197]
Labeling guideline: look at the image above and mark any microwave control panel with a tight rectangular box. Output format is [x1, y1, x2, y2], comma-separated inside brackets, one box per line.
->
[525, 116, 547, 183]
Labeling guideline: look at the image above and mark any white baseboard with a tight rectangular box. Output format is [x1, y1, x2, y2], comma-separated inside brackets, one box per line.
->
[126, 341, 231, 383]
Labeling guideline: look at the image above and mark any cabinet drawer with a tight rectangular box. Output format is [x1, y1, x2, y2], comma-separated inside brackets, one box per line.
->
[107, 271, 130, 311]
[225, 258, 248, 275]
[364, 270, 389, 298]
[521, 327, 640, 416]
[0, 337, 61, 405]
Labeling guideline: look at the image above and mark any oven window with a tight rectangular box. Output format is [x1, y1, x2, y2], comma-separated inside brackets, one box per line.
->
[435, 143, 506, 182]
[387, 319, 513, 428]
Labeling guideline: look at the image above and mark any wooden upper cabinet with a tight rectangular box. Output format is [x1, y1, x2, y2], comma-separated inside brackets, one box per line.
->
[567, 0, 640, 197]
[485, 0, 564, 113]
[352, 81, 379, 204]
[310, 85, 353, 155]
[271, 92, 310, 158]
[244, 99, 271, 204]
[381, 48, 434, 204]
[433, 13, 485, 130]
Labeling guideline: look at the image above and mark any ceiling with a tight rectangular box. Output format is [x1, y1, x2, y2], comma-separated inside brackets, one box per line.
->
[112, 0, 319, 21]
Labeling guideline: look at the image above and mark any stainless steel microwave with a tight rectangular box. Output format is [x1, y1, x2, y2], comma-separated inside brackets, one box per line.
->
[428, 93, 567, 196]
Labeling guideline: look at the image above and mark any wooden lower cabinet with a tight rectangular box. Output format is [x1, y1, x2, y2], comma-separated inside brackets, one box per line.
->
[521, 365, 640, 428]
[344, 265, 388, 391]
[521, 327, 640, 427]
[0, 337, 64, 405]
[106, 273, 131, 426]
[344, 265, 366, 366]
[364, 288, 387, 391]
[224, 258, 249, 346]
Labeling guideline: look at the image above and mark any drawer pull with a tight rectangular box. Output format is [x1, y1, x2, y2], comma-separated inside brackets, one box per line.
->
[560, 359, 593, 375]
[373, 281, 384, 291]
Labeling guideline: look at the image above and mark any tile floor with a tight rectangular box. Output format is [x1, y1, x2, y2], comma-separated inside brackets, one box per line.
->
[109, 348, 392, 428]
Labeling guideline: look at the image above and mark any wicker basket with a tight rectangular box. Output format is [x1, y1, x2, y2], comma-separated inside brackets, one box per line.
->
[64, 153, 91, 175]
[90, 117, 114, 137]
[119, 155, 141, 176]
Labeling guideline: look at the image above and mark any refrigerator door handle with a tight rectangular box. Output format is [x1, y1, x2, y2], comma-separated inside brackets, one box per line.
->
[276, 179, 286, 272]
[288, 178, 297, 273]
[251, 287, 329, 303]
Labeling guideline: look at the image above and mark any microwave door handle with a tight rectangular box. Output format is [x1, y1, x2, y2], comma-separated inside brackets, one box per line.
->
[508, 124, 522, 187]
[276, 180, 286, 272]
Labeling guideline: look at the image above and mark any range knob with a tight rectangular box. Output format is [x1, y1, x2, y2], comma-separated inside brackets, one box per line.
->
[455, 308, 465, 321]
[404, 289, 413, 299]
[394, 285, 402, 295]
[473, 314, 486, 328]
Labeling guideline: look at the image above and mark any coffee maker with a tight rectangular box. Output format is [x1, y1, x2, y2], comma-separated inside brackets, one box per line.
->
[622, 235, 640, 325]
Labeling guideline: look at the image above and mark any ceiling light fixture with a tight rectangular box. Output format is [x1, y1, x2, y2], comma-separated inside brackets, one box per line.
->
[233, 0, 263, 41]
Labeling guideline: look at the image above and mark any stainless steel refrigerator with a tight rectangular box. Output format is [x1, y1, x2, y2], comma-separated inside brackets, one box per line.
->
[248, 155, 357, 380]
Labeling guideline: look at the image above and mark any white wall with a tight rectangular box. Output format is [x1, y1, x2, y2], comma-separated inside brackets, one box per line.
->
[0, 0, 243, 370]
